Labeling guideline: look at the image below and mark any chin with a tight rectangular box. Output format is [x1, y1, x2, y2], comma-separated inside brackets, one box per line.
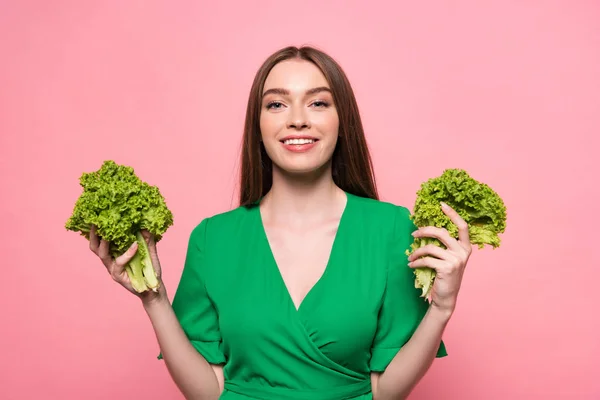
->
[274, 160, 330, 176]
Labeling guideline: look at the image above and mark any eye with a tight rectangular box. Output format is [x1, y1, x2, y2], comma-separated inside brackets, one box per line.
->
[266, 101, 284, 110]
[311, 100, 330, 108]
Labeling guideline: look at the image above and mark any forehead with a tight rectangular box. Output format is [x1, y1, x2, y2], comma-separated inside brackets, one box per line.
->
[263, 59, 330, 92]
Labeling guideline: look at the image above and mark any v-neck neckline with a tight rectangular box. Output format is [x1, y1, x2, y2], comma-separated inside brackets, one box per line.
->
[255, 191, 352, 313]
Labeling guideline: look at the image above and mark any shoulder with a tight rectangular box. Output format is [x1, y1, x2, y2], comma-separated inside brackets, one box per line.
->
[188, 204, 255, 242]
[347, 193, 417, 276]
[347, 193, 415, 234]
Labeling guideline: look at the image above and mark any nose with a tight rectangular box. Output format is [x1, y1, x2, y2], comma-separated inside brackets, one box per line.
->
[286, 106, 311, 130]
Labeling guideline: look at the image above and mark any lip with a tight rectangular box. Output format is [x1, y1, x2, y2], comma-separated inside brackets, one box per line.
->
[280, 137, 319, 153]
[279, 135, 319, 142]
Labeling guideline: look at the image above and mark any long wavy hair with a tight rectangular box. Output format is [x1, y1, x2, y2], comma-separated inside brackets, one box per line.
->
[238, 45, 378, 207]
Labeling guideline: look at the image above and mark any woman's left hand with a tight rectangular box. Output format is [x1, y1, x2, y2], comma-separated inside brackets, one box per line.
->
[407, 202, 472, 315]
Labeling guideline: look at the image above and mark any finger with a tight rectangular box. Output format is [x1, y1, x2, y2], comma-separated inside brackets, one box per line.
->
[441, 202, 471, 245]
[140, 229, 151, 242]
[145, 234, 161, 277]
[412, 226, 461, 252]
[139, 230, 157, 256]
[97, 238, 112, 266]
[89, 225, 99, 252]
[147, 233, 157, 255]
[408, 244, 450, 262]
[115, 241, 138, 268]
[408, 256, 447, 271]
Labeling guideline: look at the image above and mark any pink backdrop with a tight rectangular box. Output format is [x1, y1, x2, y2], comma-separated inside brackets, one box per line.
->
[1, 1, 598, 399]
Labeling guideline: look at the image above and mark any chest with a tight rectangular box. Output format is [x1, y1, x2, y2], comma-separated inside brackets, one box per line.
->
[263, 219, 340, 311]
[207, 209, 391, 372]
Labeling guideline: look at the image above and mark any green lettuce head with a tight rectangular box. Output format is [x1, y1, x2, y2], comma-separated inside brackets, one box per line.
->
[408, 168, 507, 299]
[65, 160, 174, 293]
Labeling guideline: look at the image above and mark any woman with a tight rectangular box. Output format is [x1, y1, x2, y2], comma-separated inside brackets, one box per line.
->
[89, 45, 471, 399]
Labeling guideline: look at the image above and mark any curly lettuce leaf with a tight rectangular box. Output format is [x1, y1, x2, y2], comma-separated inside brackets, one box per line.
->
[65, 160, 173, 292]
[408, 169, 507, 299]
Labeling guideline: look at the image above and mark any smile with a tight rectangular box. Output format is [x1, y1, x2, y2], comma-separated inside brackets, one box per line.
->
[279, 138, 319, 153]
[282, 138, 316, 145]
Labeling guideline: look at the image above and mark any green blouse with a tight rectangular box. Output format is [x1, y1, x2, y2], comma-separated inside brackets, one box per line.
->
[158, 192, 447, 399]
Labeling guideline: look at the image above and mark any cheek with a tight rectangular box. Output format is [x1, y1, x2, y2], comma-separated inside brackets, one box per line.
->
[319, 137, 339, 159]
[314, 111, 339, 135]
[258, 115, 279, 158]
[259, 111, 287, 137]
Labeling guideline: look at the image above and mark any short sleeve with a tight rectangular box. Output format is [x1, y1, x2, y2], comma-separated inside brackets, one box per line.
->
[157, 218, 226, 365]
[369, 206, 447, 372]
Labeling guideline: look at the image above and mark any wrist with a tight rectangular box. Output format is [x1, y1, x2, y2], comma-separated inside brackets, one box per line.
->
[429, 303, 454, 324]
[141, 284, 169, 310]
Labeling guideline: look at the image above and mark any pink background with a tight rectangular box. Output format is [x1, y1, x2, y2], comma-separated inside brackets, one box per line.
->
[1, 1, 599, 399]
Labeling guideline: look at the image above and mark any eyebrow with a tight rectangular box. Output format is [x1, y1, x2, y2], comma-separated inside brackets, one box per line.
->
[262, 86, 332, 98]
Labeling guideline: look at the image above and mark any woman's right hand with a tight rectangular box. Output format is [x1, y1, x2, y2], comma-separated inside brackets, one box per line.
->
[89, 225, 167, 305]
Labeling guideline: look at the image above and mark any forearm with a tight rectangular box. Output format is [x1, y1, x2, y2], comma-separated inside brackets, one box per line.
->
[143, 294, 221, 400]
[375, 305, 451, 400]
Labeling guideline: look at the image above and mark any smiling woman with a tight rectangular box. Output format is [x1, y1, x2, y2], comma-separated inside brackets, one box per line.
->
[239, 46, 379, 206]
[89, 45, 455, 400]
[259, 62, 340, 177]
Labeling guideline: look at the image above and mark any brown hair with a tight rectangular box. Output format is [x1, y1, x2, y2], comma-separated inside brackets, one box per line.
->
[238, 45, 378, 207]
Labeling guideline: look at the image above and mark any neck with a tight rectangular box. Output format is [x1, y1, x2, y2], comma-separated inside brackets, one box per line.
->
[260, 162, 345, 226]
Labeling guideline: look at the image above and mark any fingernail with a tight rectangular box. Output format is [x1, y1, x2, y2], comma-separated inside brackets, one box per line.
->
[441, 202, 448, 209]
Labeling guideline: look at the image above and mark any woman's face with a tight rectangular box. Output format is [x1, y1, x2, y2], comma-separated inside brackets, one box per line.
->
[259, 59, 339, 176]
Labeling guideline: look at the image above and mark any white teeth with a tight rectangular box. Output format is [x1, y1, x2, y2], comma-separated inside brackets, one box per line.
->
[283, 138, 315, 145]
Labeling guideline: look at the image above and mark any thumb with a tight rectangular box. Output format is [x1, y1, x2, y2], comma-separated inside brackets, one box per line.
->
[114, 241, 139, 268]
